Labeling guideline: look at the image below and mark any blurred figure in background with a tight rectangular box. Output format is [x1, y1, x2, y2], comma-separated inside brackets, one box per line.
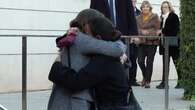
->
[156, 1, 181, 89]
[129, 0, 141, 86]
[136, 0, 160, 88]
[132, 0, 141, 16]
[90, 0, 138, 36]
[90, 0, 139, 86]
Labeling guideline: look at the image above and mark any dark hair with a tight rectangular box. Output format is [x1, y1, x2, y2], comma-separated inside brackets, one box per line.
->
[69, 19, 82, 29]
[73, 9, 104, 32]
[87, 17, 121, 41]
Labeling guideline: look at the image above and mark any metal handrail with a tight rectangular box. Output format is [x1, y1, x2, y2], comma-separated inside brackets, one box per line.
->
[0, 35, 179, 110]
[0, 104, 7, 110]
[123, 35, 178, 110]
[0, 7, 78, 14]
[0, 34, 60, 110]
[0, 34, 60, 37]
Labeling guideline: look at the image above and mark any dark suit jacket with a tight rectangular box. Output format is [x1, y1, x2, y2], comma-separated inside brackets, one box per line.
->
[159, 12, 180, 56]
[90, 0, 138, 35]
[135, 7, 141, 16]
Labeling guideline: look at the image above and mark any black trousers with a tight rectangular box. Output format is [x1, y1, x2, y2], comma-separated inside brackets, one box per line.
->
[98, 91, 142, 110]
[161, 53, 181, 84]
[138, 45, 157, 82]
[129, 44, 138, 84]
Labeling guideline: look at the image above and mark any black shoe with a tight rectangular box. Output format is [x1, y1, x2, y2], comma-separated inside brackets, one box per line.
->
[156, 83, 165, 89]
[131, 82, 141, 86]
[145, 82, 150, 88]
[175, 83, 183, 89]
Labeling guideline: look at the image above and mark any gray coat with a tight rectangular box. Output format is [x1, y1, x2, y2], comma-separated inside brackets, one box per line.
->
[47, 32, 126, 110]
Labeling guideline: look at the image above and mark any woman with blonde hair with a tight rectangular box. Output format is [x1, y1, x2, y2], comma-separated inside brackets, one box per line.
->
[136, 0, 160, 88]
[156, 1, 180, 89]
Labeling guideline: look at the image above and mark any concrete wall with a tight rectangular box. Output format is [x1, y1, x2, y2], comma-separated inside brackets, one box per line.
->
[0, 0, 180, 93]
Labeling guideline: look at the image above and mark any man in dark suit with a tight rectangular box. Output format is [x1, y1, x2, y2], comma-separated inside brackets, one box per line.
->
[132, 0, 141, 16]
[90, 0, 138, 36]
[128, 0, 141, 86]
[90, 0, 140, 86]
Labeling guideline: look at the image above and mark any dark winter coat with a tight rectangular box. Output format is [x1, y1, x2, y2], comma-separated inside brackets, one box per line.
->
[159, 12, 180, 56]
[90, 0, 138, 35]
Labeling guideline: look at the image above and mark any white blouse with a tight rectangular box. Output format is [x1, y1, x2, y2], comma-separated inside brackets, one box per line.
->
[162, 12, 170, 29]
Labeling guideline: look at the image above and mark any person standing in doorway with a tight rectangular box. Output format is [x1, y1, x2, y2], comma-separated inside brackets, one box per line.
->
[156, 1, 181, 89]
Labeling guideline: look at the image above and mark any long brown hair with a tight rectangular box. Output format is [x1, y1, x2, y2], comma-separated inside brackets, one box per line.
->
[73, 9, 104, 33]
[87, 17, 121, 41]
[161, 1, 175, 14]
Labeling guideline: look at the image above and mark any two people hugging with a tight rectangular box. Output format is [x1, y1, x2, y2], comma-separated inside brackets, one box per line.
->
[48, 9, 141, 110]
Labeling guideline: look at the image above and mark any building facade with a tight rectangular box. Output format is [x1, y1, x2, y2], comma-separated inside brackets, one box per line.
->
[0, 0, 180, 92]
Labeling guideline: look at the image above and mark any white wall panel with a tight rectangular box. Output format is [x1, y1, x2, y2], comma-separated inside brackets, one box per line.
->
[0, 0, 90, 92]
[0, 0, 89, 12]
[0, 37, 21, 54]
[0, 10, 75, 32]
[0, 0, 90, 35]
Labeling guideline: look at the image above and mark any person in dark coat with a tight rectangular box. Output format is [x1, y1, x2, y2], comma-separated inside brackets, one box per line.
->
[90, 0, 138, 35]
[156, 1, 181, 89]
[49, 16, 142, 110]
[90, 0, 140, 86]
[132, 0, 141, 16]
[128, 0, 141, 86]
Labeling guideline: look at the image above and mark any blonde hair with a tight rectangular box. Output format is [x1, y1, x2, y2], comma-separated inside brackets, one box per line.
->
[140, 0, 153, 11]
[161, 1, 175, 14]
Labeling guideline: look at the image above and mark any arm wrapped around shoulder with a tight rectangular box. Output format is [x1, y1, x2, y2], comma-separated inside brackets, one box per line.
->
[48, 62, 75, 87]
